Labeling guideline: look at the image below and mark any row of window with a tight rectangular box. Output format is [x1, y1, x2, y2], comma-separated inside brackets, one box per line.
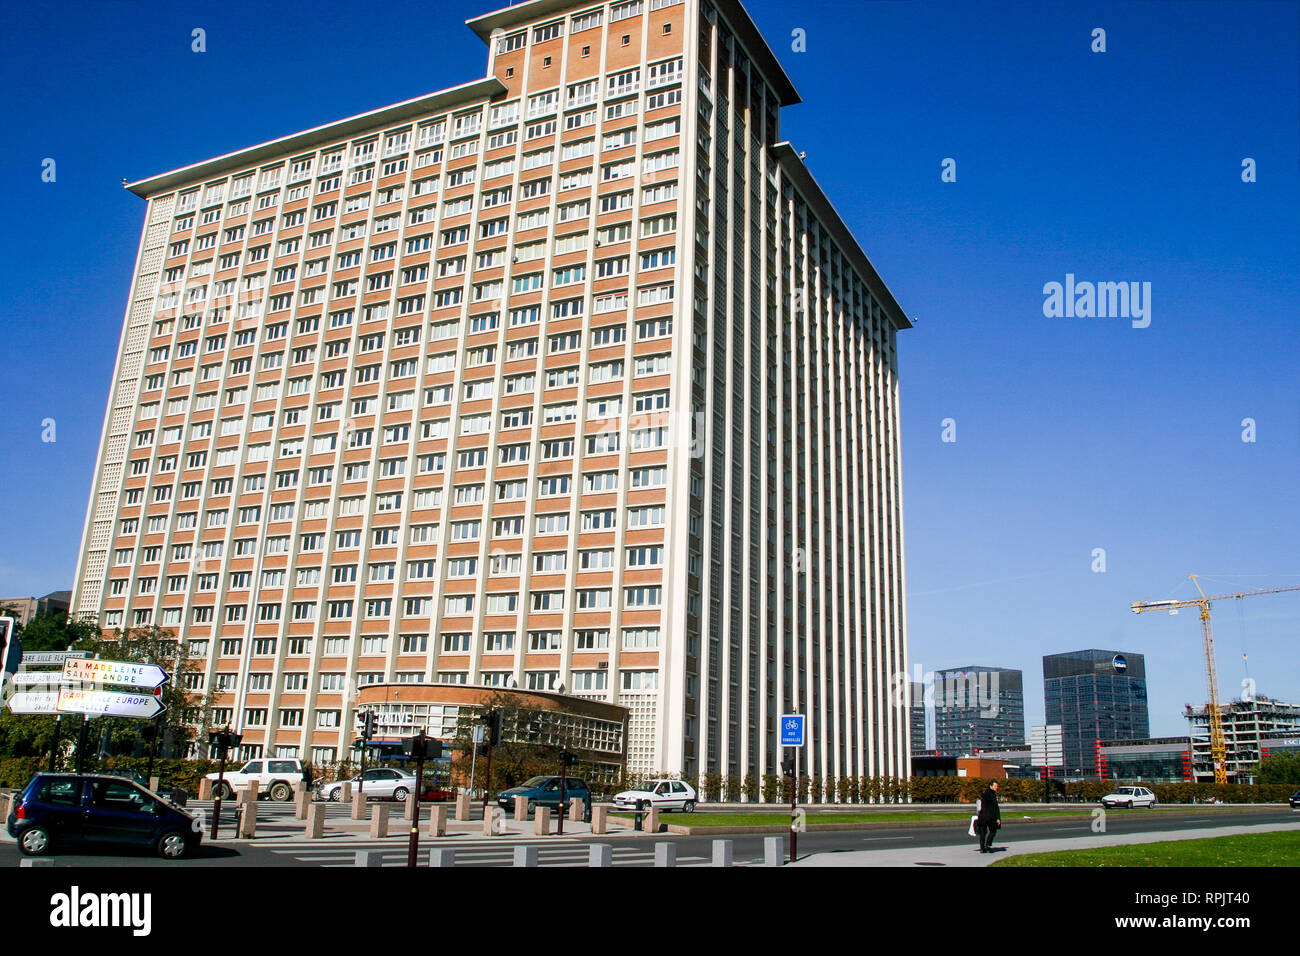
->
[106, 578, 664, 627]
[158, 625, 660, 667]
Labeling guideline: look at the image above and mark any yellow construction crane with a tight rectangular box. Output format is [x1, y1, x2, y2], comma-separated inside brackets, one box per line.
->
[1131, 576, 1300, 784]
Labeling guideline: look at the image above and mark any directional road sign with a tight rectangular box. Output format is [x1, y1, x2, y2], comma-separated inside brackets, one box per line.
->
[63, 658, 168, 690]
[12, 671, 74, 686]
[57, 687, 167, 720]
[7, 691, 61, 714]
[779, 714, 805, 748]
[21, 651, 92, 666]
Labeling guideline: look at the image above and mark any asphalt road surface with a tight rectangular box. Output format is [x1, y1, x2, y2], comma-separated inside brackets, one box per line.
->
[2, 804, 1294, 867]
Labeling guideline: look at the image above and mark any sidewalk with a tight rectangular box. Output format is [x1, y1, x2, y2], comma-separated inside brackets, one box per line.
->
[789, 820, 1300, 867]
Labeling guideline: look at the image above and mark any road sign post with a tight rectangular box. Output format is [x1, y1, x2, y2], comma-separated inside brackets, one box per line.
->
[779, 714, 805, 864]
[1030, 724, 1064, 802]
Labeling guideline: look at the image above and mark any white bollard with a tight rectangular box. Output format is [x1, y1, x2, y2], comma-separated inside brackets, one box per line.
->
[429, 847, 456, 867]
[764, 835, 783, 866]
[712, 839, 734, 867]
[355, 850, 384, 867]
[589, 844, 613, 867]
[654, 842, 677, 867]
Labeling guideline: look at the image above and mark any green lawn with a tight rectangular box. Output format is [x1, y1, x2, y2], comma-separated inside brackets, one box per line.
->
[991, 830, 1300, 867]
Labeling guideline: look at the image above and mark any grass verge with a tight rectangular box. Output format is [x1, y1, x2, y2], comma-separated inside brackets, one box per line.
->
[991, 829, 1300, 867]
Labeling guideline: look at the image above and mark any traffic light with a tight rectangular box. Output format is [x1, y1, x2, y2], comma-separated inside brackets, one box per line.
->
[208, 727, 242, 758]
[401, 735, 443, 760]
[559, 749, 575, 769]
[360, 711, 377, 740]
[479, 709, 503, 746]
[781, 757, 795, 777]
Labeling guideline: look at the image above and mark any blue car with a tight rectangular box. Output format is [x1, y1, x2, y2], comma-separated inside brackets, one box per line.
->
[496, 776, 591, 815]
[7, 773, 201, 859]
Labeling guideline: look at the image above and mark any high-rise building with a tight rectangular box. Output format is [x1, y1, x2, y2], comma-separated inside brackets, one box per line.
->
[1043, 649, 1149, 777]
[71, 0, 911, 782]
[909, 680, 927, 753]
[932, 666, 1025, 756]
[1185, 695, 1300, 783]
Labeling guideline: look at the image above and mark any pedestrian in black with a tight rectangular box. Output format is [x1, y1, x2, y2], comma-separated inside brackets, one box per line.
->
[975, 780, 1002, 853]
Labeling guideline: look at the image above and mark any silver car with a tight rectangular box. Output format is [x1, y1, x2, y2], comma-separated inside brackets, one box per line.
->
[316, 768, 417, 802]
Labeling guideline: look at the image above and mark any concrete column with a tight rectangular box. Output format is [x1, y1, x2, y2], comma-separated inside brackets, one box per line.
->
[198, 779, 213, 800]
[513, 845, 538, 867]
[712, 839, 734, 867]
[533, 806, 551, 835]
[305, 802, 325, 838]
[513, 795, 529, 821]
[427, 804, 448, 837]
[238, 803, 256, 838]
[429, 848, 455, 867]
[242, 781, 260, 804]
[148, 776, 160, 793]
[654, 842, 676, 867]
[294, 789, 310, 820]
[589, 844, 613, 867]
[568, 798, 583, 823]
[351, 790, 366, 821]
[645, 806, 660, 833]
[369, 805, 390, 838]
[764, 835, 783, 866]
[454, 792, 471, 821]
[482, 807, 500, 836]
[404, 791, 418, 821]
[339, 781, 352, 802]
[591, 805, 608, 835]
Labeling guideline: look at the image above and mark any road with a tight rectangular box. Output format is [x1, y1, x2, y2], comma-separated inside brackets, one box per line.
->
[2, 802, 1294, 867]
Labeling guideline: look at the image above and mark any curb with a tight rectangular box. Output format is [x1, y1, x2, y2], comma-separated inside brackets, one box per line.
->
[662, 805, 1283, 836]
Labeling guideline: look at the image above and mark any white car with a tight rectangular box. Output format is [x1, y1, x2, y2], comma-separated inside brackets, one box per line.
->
[612, 779, 698, 812]
[316, 768, 418, 802]
[1100, 786, 1157, 809]
[205, 758, 308, 802]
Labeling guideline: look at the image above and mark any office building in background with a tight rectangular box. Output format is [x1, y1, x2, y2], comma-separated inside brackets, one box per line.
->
[933, 665, 1025, 756]
[1043, 649, 1149, 777]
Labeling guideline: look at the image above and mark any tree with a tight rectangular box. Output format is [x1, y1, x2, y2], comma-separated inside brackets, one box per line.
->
[448, 693, 580, 795]
[1256, 751, 1300, 786]
[76, 625, 213, 761]
[8, 611, 100, 653]
[0, 623, 213, 767]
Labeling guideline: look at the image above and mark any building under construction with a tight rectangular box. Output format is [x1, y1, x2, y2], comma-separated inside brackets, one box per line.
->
[1184, 696, 1300, 783]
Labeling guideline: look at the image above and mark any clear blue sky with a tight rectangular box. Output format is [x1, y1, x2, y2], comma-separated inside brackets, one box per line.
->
[1, 0, 1296, 738]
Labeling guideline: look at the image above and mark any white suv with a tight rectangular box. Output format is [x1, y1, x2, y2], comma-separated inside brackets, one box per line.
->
[1100, 786, 1157, 809]
[205, 758, 310, 802]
